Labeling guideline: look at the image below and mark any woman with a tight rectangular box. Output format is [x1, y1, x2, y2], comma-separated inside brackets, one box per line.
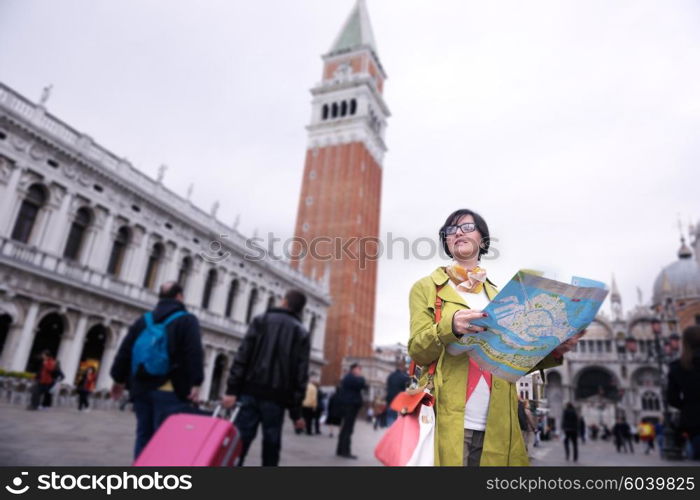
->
[408, 209, 577, 466]
[76, 366, 96, 411]
[667, 325, 700, 460]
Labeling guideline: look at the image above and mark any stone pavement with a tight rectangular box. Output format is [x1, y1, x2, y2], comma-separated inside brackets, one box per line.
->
[0, 401, 382, 466]
[528, 436, 680, 467]
[0, 401, 693, 467]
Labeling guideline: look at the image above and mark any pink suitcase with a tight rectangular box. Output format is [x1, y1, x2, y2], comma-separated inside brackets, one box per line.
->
[134, 406, 242, 466]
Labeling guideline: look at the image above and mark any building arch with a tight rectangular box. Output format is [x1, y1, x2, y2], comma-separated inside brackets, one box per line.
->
[25, 311, 68, 373]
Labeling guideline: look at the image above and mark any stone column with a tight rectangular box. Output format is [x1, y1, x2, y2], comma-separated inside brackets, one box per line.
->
[186, 257, 207, 309]
[0, 163, 23, 236]
[210, 269, 228, 316]
[231, 279, 249, 323]
[95, 325, 123, 390]
[9, 301, 40, 372]
[312, 313, 327, 353]
[58, 313, 89, 385]
[87, 209, 115, 270]
[200, 347, 218, 402]
[0, 323, 23, 369]
[161, 243, 180, 284]
[125, 227, 149, 285]
[43, 187, 73, 254]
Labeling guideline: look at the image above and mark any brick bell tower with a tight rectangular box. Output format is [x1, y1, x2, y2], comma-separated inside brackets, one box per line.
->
[292, 0, 389, 385]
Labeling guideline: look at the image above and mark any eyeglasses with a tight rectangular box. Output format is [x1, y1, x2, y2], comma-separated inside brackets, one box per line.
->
[444, 222, 477, 235]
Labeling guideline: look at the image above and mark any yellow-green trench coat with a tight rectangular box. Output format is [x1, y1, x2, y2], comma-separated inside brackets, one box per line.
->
[408, 266, 561, 466]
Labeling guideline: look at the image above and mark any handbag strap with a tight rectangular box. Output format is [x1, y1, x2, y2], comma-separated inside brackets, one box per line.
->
[408, 283, 445, 379]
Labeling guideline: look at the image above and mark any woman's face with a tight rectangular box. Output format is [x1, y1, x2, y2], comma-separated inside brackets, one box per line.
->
[445, 214, 483, 261]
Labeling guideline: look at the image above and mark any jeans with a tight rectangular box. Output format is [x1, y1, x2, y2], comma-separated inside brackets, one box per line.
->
[336, 404, 360, 456]
[235, 394, 285, 466]
[385, 409, 398, 427]
[463, 429, 485, 466]
[132, 390, 193, 459]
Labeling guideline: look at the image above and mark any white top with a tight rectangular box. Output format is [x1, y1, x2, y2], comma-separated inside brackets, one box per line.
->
[445, 278, 491, 430]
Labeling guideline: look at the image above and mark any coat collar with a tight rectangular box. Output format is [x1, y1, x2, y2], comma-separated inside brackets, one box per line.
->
[429, 265, 498, 307]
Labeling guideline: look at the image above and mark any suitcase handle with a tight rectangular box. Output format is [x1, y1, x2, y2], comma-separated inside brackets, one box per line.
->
[212, 404, 240, 423]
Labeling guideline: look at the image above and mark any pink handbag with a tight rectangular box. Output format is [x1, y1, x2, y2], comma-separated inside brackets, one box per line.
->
[374, 284, 444, 466]
[374, 390, 435, 466]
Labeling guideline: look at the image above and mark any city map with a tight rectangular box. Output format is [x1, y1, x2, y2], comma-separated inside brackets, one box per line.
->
[445, 270, 609, 382]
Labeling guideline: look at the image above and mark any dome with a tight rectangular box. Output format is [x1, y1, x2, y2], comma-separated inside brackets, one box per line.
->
[652, 238, 700, 306]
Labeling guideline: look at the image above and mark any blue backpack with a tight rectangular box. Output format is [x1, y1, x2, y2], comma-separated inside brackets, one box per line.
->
[131, 311, 188, 376]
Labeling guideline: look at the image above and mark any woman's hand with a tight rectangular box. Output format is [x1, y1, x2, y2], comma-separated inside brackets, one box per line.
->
[452, 309, 488, 336]
[552, 329, 586, 358]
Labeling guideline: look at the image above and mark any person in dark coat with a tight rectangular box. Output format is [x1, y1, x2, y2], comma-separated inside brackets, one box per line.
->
[384, 362, 410, 427]
[325, 385, 343, 437]
[27, 350, 62, 410]
[667, 325, 700, 460]
[335, 363, 367, 459]
[562, 402, 579, 462]
[221, 289, 310, 466]
[613, 417, 629, 452]
[110, 282, 204, 459]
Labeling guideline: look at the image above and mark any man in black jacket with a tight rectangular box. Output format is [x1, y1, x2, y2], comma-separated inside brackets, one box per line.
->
[336, 363, 367, 459]
[384, 361, 409, 426]
[110, 282, 204, 459]
[222, 289, 310, 466]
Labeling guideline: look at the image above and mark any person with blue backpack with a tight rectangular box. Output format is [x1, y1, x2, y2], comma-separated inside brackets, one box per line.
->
[110, 281, 204, 459]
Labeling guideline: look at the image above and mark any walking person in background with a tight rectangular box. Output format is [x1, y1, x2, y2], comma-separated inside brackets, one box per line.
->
[42, 359, 64, 409]
[336, 363, 367, 459]
[110, 282, 204, 459]
[313, 387, 326, 435]
[562, 402, 579, 462]
[301, 378, 318, 435]
[27, 350, 61, 411]
[221, 289, 310, 466]
[579, 414, 586, 444]
[640, 420, 655, 454]
[654, 419, 665, 458]
[667, 325, 700, 460]
[325, 385, 342, 438]
[372, 397, 387, 430]
[613, 417, 627, 453]
[518, 396, 536, 457]
[76, 366, 97, 411]
[384, 361, 410, 427]
[622, 418, 635, 453]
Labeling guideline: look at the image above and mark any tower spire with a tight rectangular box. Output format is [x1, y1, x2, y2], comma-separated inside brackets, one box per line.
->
[328, 0, 378, 56]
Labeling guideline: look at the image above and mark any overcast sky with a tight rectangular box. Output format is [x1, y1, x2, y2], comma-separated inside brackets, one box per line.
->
[1, 0, 698, 346]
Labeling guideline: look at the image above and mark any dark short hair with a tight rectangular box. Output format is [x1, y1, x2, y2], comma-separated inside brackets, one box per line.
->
[681, 325, 700, 370]
[285, 289, 307, 314]
[438, 208, 490, 259]
[159, 282, 184, 300]
[350, 363, 360, 371]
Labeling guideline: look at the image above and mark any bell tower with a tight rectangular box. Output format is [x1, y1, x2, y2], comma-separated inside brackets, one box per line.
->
[292, 0, 389, 384]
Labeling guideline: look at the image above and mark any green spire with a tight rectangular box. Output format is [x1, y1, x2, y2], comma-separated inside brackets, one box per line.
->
[328, 0, 377, 55]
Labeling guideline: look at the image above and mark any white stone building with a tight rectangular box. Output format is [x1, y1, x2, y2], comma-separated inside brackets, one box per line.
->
[0, 82, 331, 401]
[542, 234, 700, 430]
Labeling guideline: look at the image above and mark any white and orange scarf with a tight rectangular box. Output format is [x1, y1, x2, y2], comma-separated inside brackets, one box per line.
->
[445, 263, 487, 294]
